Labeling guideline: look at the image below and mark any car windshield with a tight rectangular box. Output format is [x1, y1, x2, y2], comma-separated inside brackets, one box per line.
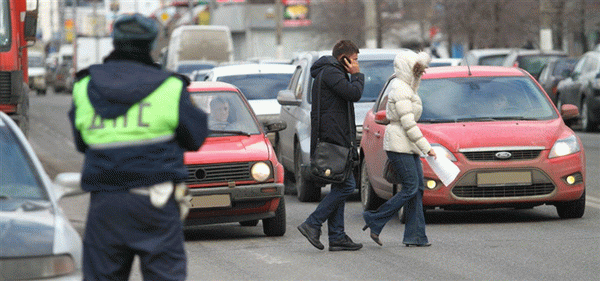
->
[360, 60, 395, 102]
[189, 90, 261, 136]
[518, 55, 566, 77]
[479, 55, 507, 66]
[0, 123, 48, 202]
[28, 55, 44, 67]
[418, 76, 558, 122]
[177, 64, 214, 74]
[0, 0, 10, 50]
[217, 73, 293, 100]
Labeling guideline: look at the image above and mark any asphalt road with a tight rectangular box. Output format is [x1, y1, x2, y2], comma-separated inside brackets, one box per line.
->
[29, 91, 600, 280]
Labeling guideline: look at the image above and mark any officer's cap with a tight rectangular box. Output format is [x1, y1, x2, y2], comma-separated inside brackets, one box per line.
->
[112, 13, 158, 43]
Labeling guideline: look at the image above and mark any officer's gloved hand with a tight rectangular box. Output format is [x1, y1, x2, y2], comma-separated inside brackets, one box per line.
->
[149, 182, 174, 208]
[174, 183, 191, 220]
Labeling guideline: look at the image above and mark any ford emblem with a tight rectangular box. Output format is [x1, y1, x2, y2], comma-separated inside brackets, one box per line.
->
[495, 151, 512, 159]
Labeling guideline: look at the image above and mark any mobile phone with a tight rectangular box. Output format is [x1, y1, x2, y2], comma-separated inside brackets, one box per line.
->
[341, 56, 351, 66]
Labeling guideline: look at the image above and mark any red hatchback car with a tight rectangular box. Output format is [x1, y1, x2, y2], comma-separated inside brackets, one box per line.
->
[183, 81, 287, 236]
[360, 66, 586, 219]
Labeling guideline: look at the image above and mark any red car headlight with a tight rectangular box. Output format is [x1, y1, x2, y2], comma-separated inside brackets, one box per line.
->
[549, 135, 580, 158]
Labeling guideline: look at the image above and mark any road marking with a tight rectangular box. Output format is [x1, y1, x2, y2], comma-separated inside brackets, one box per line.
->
[587, 196, 600, 209]
[250, 251, 290, 265]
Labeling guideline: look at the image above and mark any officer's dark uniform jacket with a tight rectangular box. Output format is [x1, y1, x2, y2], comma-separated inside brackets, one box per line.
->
[69, 54, 208, 192]
[309, 55, 364, 159]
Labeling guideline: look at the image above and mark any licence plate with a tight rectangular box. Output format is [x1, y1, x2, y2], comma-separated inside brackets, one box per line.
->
[477, 171, 532, 186]
[190, 194, 231, 208]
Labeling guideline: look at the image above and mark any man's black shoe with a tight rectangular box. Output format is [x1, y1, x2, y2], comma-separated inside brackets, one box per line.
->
[329, 235, 363, 251]
[297, 222, 324, 250]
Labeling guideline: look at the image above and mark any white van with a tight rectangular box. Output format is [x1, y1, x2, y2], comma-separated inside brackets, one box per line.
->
[165, 25, 233, 71]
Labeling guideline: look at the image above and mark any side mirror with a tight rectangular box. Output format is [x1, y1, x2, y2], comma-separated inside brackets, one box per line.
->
[374, 110, 390, 125]
[277, 89, 301, 106]
[560, 104, 579, 120]
[53, 172, 86, 199]
[24, 10, 38, 42]
[265, 119, 287, 133]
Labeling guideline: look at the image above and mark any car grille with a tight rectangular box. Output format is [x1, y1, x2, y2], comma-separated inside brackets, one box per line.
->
[451, 169, 556, 199]
[185, 162, 251, 185]
[462, 149, 542, 161]
[452, 183, 555, 198]
[0, 72, 12, 103]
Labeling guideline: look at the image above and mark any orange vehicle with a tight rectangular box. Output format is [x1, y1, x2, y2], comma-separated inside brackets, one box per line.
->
[0, 0, 38, 135]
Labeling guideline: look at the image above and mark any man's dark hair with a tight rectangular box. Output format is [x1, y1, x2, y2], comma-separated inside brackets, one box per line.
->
[332, 40, 359, 59]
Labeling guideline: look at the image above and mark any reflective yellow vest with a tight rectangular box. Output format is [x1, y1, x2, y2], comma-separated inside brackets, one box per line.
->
[72, 76, 182, 149]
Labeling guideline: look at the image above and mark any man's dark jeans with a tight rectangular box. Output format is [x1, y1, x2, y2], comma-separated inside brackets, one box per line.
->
[304, 173, 356, 243]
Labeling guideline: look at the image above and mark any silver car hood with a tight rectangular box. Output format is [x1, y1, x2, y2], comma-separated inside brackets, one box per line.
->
[0, 202, 54, 257]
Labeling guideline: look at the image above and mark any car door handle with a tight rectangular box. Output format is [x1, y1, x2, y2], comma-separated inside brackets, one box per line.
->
[374, 132, 381, 138]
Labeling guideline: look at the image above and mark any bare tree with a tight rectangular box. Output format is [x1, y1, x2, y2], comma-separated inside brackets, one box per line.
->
[311, 0, 366, 49]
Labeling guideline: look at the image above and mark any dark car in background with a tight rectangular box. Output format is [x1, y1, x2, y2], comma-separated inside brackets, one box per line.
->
[502, 49, 568, 80]
[556, 50, 600, 131]
[538, 57, 579, 105]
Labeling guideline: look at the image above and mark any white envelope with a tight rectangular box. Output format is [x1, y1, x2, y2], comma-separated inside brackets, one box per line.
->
[426, 155, 460, 187]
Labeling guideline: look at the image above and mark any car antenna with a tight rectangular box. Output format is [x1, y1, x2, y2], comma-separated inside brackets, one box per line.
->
[465, 58, 472, 76]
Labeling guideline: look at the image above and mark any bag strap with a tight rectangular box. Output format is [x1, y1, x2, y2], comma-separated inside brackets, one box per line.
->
[314, 68, 355, 147]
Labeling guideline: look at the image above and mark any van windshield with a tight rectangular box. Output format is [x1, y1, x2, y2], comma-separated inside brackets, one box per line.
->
[0, 0, 11, 51]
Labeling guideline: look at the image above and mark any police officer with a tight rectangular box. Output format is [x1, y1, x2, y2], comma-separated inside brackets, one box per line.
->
[68, 13, 208, 280]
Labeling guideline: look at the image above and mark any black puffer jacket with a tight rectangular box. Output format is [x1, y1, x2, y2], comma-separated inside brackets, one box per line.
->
[309, 55, 364, 156]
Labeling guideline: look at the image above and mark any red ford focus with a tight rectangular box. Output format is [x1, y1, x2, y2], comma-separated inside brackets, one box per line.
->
[360, 66, 586, 219]
[183, 81, 287, 236]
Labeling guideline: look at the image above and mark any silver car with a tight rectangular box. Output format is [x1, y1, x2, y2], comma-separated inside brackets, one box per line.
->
[0, 112, 83, 280]
[276, 48, 409, 202]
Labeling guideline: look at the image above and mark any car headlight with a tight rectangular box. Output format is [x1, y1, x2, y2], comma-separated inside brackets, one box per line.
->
[430, 144, 457, 161]
[251, 162, 272, 182]
[0, 254, 76, 279]
[549, 135, 580, 158]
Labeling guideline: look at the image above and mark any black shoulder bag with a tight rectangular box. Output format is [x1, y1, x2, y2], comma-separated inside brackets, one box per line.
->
[308, 70, 355, 184]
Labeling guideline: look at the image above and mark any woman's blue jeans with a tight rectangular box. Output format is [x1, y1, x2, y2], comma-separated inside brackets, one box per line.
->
[305, 173, 356, 243]
[363, 151, 429, 245]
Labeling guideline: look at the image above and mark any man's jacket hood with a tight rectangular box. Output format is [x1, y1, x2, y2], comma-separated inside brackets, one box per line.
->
[310, 55, 344, 78]
[85, 61, 175, 119]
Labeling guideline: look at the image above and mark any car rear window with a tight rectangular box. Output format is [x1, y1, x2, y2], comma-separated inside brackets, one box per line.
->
[418, 76, 558, 122]
[518, 55, 566, 77]
[217, 74, 293, 100]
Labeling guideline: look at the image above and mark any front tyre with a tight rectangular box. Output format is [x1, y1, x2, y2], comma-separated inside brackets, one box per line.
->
[263, 198, 286, 236]
[556, 190, 585, 219]
[294, 143, 320, 202]
[581, 98, 599, 132]
[360, 160, 385, 211]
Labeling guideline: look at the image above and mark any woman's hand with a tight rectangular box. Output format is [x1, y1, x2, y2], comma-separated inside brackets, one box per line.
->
[427, 149, 437, 159]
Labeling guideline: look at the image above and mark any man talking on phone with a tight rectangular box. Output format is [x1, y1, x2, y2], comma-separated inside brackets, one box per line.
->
[297, 40, 365, 251]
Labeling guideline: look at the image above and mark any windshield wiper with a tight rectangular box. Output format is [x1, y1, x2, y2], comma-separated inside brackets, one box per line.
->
[419, 119, 458, 123]
[209, 130, 251, 136]
[486, 116, 538, 121]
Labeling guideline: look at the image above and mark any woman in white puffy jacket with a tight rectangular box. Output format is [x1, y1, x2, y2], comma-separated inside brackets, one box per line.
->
[362, 50, 436, 247]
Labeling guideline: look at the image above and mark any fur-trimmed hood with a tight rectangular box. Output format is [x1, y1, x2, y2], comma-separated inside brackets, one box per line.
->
[393, 51, 431, 91]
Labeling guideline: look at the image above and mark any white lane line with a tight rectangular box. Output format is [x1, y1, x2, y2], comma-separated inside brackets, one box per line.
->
[249, 251, 290, 265]
[586, 196, 600, 209]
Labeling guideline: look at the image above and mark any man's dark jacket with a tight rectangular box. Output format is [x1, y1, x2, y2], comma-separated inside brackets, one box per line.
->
[309, 55, 364, 157]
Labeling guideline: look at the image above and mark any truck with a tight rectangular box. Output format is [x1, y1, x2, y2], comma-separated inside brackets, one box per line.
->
[74, 36, 113, 72]
[164, 25, 233, 72]
[0, 0, 38, 135]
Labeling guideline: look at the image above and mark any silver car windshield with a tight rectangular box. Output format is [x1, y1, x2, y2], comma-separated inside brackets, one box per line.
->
[0, 124, 48, 202]
[418, 76, 558, 123]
